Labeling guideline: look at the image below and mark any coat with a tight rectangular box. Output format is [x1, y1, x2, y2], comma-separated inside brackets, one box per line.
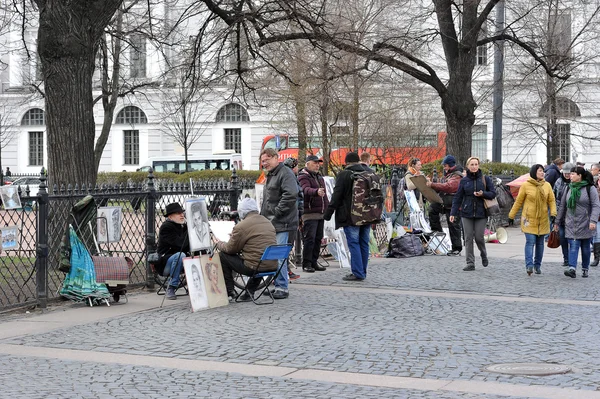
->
[298, 168, 329, 216]
[450, 170, 496, 219]
[216, 212, 278, 271]
[156, 219, 191, 274]
[544, 163, 561, 188]
[261, 162, 299, 232]
[508, 179, 556, 235]
[324, 163, 370, 229]
[556, 184, 600, 240]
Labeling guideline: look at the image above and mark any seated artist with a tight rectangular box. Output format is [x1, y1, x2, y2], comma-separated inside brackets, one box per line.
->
[215, 197, 277, 300]
[156, 202, 191, 300]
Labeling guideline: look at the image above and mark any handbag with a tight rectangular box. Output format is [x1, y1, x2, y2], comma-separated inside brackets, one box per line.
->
[481, 176, 500, 217]
[547, 230, 560, 248]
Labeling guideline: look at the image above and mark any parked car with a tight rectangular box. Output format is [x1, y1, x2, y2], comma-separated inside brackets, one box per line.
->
[10, 177, 41, 197]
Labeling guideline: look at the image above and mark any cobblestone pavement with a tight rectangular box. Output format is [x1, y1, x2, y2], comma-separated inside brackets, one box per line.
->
[1, 256, 600, 398]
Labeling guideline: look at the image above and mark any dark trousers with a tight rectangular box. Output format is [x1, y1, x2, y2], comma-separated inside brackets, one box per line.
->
[429, 202, 462, 251]
[219, 252, 261, 295]
[302, 219, 324, 268]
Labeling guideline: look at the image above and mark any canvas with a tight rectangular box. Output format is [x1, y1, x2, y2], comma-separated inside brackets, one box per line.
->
[97, 207, 122, 243]
[0, 226, 19, 250]
[183, 257, 209, 312]
[1, 186, 22, 210]
[185, 198, 211, 252]
[201, 253, 229, 308]
[408, 175, 443, 204]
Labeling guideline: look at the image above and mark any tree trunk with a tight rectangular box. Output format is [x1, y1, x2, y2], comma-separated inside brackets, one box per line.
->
[36, 0, 121, 187]
[440, 87, 476, 167]
[291, 83, 307, 165]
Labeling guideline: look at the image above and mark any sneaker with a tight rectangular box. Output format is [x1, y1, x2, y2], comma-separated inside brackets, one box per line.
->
[562, 260, 569, 267]
[463, 265, 475, 271]
[582, 269, 589, 278]
[342, 273, 364, 281]
[482, 258, 489, 267]
[166, 286, 177, 300]
[526, 267, 533, 276]
[288, 271, 301, 281]
[272, 288, 289, 299]
[447, 250, 461, 256]
[534, 267, 541, 275]
[564, 268, 576, 278]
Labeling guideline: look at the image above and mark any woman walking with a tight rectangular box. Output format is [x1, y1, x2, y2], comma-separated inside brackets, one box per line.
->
[554, 166, 600, 278]
[450, 157, 497, 271]
[508, 164, 556, 275]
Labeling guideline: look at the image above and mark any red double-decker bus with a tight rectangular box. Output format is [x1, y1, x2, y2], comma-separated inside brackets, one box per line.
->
[261, 132, 447, 167]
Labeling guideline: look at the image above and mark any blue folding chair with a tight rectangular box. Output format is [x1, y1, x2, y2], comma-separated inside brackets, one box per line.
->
[236, 244, 293, 305]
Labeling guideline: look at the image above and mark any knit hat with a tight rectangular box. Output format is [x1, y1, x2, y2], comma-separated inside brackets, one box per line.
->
[238, 197, 259, 220]
[345, 152, 360, 164]
[561, 162, 575, 174]
[442, 155, 456, 167]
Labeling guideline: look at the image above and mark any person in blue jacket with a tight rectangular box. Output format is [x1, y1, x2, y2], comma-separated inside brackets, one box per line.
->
[449, 156, 497, 271]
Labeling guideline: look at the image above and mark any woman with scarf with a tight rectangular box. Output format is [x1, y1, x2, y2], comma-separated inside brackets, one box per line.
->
[508, 164, 556, 275]
[554, 166, 600, 278]
[404, 157, 424, 207]
[450, 157, 497, 271]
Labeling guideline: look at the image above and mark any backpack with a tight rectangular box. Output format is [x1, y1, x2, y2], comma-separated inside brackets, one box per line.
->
[350, 169, 384, 225]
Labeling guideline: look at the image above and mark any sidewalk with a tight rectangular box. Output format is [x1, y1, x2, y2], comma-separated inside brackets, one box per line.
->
[1, 228, 600, 398]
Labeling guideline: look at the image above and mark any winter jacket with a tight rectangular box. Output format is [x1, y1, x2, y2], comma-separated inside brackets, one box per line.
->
[508, 179, 556, 235]
[324, 163, 370, 229]
[553, 175, 570, 210]
[261, 162, 299, 232]
[156, 219, 191, 274]
[298, 168, 329, 217]
[556, 183, 600, 240]
[216, 212, 278, 271]
[430, 168, 462, 195]
[450, 170, 497, 219]
[544, 163, 561, 188]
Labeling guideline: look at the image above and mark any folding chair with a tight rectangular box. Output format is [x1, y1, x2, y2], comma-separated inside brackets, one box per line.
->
[236, 244, 293, 305]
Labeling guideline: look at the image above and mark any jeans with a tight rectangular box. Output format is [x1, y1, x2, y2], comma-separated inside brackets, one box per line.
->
[302, 219, 325, 269]
[343, 225, 371, 279]
[274, 232, 289, 291]
[462, 218, 487, 267]
[559, 225, 569, 262]
[524, 233, 545, 270]
[164, 252, 186, 288]
[568, 238, 592, 270]
[594, 225, 600, 243]
[429, 203, 462, 252]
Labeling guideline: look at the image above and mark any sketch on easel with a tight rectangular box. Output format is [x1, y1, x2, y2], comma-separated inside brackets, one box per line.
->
[185, 198, 211, 252]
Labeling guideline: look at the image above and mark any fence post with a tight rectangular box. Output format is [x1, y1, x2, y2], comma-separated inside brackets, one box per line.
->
[145, 169, 156, 289]
[35, 168, 48, 308]
[230, 168, 239, 211]
[391, 167, 399, 212]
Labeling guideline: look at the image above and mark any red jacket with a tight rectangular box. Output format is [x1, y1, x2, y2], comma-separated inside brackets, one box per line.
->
[430, 168, 462, 194]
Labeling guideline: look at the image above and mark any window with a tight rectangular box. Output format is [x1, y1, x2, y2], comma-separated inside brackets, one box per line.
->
[476, 22, 488, 66]
[124, 130, 139, 165]
[116, 106, 148, 124]
[472, 125, 488, 160]
[216, 103, 249, 122]
[21, 108, 45, 126]
[547, 11, 572, 64]
[539, 97, 580, 118]
[224, 128, 241, 153]
[556, 124, 571, 162]
[29, 131, 44, 166]
[130, 33, 147, 78]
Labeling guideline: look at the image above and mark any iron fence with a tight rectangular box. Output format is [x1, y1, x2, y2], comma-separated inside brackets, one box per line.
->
[0, 169, 244, 311]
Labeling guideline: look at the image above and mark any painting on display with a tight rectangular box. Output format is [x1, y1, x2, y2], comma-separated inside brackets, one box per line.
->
[0, 225, 19, 250]
[183, 257, 209, 312]
[185, 198, 211, 252]
[0, 186, 22, 210]
[97, 207, 122, 243]
[201, 253, 229, 308]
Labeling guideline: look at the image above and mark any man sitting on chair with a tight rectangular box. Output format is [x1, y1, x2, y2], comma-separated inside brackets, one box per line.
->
[215, 198, 277, 301]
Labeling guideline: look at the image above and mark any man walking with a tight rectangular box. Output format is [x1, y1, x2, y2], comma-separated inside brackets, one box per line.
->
[324, 152, 371, 281]
[259, 148, 299, 299]
[426, 155, 463, 256]
[298, 155, 329, 273]
[544, 158, 565, 188]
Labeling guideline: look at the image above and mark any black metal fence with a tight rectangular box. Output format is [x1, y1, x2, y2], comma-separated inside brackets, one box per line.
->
[0, 169, 252, 311]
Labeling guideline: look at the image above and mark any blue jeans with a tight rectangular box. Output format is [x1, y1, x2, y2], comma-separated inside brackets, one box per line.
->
[343, 225, 371, 279]
[524, 233, 545, 270]
[568, 238, 592, 270]
[594, 225, 600, 243]
[274, 232, 289, 291]
[164, 252, 186, 288]
[559, 225, 569, 262]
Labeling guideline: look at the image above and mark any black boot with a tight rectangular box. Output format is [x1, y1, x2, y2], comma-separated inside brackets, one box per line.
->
[591, 243, 600, 267]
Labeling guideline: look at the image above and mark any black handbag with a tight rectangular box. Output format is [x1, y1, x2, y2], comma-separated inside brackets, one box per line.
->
[387, 234, 424, 258]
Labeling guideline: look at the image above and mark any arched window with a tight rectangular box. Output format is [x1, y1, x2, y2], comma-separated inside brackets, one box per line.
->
[116, 106, 148, 124]
[215, 103, 249, 122]
[21, 108, 45, 126]
[538, 97, 581, 118]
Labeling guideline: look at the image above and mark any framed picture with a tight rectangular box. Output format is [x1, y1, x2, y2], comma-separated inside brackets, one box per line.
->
[0, 186, 22, 210]
[185, 198, 211, 252]
[201, 253, 229, 308]
[97, 207, 122, 243]
[0, 225, 19, 250]
[183, 257, 209, 312]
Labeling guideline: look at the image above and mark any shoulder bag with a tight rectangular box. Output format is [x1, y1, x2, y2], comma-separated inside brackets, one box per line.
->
[481, 176, 500, 217]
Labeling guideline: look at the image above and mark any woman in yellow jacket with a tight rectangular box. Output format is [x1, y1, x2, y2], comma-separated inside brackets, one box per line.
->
[508, 164, 557, 275]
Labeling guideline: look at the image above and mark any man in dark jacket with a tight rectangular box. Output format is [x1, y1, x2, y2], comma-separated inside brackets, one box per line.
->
[426, 155, 463, 255]
[324, 152, 371, 281]
[544, 158, 565, 188]
[298, 155, 329, 273]
[259, 148, 299, 299]
[156, 202, 190, 299]
[216, 198, 277, 300]
[283, 157, 303, 281]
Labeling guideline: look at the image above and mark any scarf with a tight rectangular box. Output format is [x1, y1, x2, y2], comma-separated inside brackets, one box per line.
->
[527, 178, 546, 220]
[408, 166, 420, 176]
[567, 180, 589, 210]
